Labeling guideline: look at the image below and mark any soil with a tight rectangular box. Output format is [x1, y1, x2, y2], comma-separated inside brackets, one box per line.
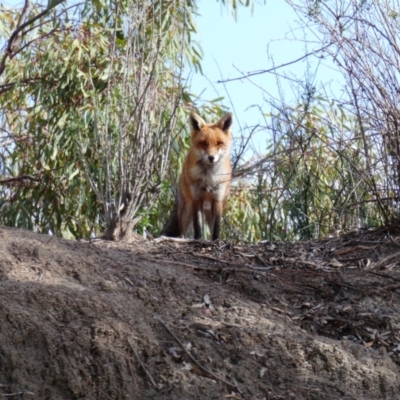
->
[1, 225, 400, 399]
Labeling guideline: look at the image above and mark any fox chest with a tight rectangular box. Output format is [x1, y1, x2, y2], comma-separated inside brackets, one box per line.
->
[189, 165, 229, 200]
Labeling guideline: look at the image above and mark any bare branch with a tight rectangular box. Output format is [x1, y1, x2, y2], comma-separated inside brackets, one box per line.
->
[0, 175, 40, 185]
[217, 44, 331, 84]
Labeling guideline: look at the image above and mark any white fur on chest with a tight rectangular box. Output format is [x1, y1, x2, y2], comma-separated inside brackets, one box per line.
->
[189, 163, 229, 200]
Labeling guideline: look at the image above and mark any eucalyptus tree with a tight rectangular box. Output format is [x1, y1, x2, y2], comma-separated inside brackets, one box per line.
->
[0, 0, 253, 239]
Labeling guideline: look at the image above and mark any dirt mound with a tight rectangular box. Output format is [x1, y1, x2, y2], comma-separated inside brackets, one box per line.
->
[0, 226, 399, 399]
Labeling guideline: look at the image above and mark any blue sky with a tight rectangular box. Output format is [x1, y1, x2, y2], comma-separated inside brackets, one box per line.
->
[191, 1, 345, 151]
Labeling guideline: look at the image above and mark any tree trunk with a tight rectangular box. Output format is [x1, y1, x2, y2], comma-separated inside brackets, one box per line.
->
[102, 216, 142, 242]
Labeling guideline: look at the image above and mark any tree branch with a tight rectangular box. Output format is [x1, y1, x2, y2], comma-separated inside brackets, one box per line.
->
[0, 0, 66, 77]
[217, 44, 331, 84]
[0, 175, 41, 185]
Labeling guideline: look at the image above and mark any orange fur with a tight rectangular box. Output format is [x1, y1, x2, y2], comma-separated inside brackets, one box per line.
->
[164, 112, 233, 240]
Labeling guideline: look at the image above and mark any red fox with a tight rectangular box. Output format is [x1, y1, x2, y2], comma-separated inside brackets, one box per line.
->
[162, 112, 233, 240]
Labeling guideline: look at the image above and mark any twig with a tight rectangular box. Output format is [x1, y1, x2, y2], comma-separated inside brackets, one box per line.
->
[365, 270, 400, 282]
[127, 338, 158, 389]
[370, 251, 400, 269]
[191, 252, 230, 264]
[0, 175, 41, 184]
[334, 245, 377, 256]
[270, 256, 322, 269]
[217, 45, 331, 84]
[388, 235, 400, 248]
[382, 283, 400, 291]
[156, 317, 239, 391]
[154, 236, 199, 244]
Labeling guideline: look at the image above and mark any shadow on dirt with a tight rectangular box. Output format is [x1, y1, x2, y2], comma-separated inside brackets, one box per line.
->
[0, 226, 399, 399]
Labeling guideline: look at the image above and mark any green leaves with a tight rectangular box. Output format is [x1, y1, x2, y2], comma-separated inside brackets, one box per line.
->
[47, 0, 65, 11]
[0, 0, 202, 239]
[0, 0, 260, 240]
[211, 96, 384, 243]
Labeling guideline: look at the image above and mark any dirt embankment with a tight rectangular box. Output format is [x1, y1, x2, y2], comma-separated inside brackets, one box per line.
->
[0, 226, 399, 399]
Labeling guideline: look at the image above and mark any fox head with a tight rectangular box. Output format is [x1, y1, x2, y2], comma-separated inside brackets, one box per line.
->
[189, 112, 233, 165]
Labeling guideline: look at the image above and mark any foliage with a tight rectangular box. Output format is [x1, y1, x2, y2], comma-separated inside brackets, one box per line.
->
[218, 0, 400, 243]
[225, 97, 384, 242]
[2, 0, 394, 244]
[0, 0, 219, 239]
[284, 0, 400, 224]
[153, 0, 400, 242]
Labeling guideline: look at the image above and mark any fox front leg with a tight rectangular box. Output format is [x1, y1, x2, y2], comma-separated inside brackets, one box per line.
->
[192, 201, 203, 240]
[212, 201, 223, 241]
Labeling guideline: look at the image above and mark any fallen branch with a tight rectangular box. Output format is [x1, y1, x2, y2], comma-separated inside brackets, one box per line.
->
[270, 256, 322, 269]
[334, 245, 377, 256]
[127, 338, 159, 389]
[382, 283, 400, 291]
[154, 236, 199, 244]
[365, 270, 400, 282]
[370, 252, 400, 269]
[191, 252, 231, 264]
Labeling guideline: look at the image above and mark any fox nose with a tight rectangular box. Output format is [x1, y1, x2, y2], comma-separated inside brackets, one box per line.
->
[208, 155, 215, 163]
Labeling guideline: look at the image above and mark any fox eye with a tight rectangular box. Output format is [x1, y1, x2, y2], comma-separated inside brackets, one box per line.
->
[217, 141, 223, 146]
[199, 141, 208, 147]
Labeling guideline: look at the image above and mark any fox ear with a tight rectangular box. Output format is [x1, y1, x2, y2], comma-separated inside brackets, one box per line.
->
[189, 112, 206, 132]
[216, 112, 233, 132]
